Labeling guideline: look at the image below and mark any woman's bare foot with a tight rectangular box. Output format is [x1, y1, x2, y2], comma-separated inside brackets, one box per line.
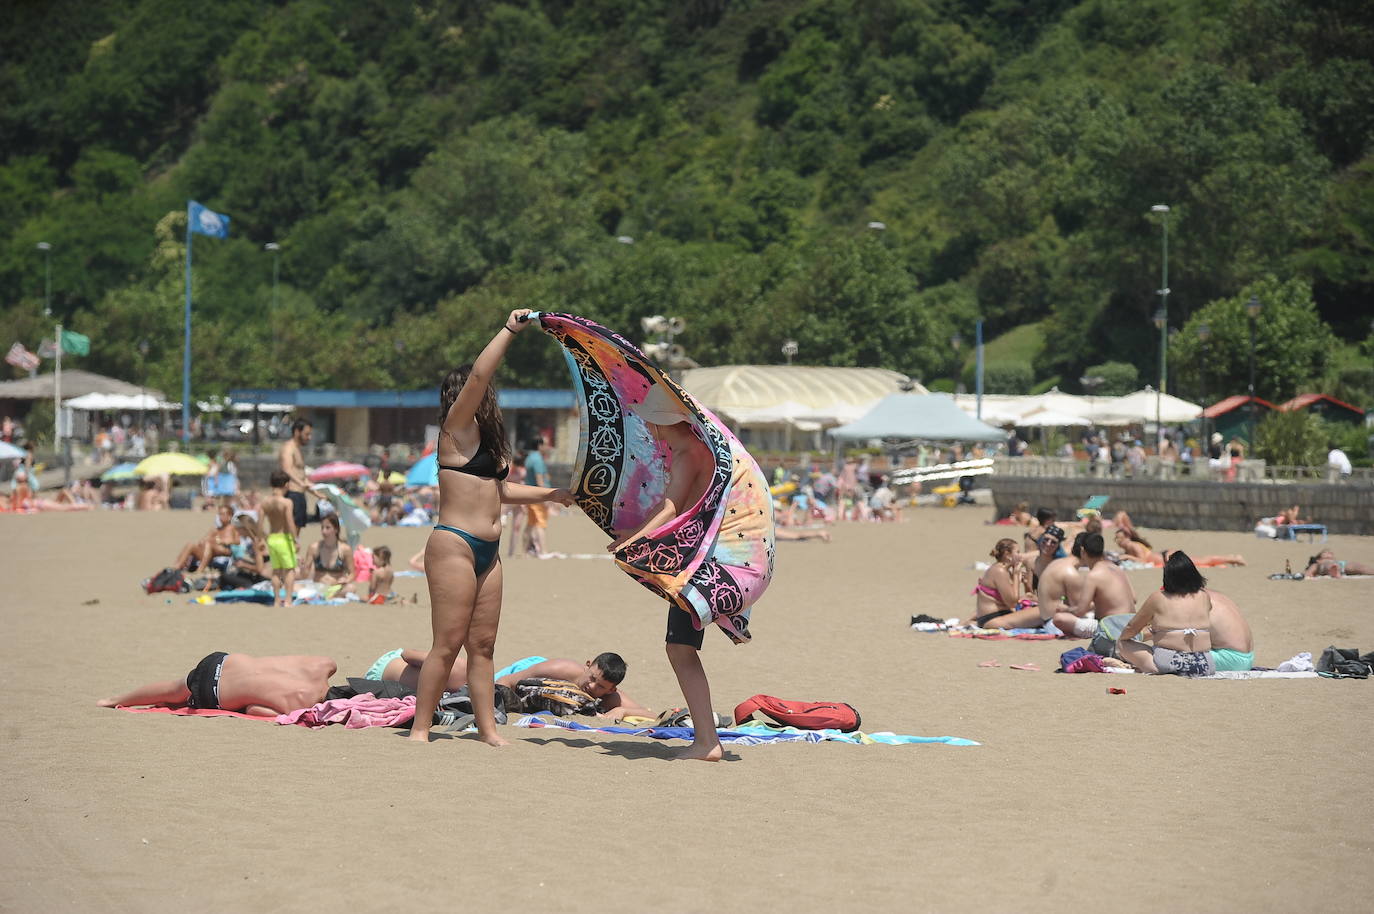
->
[672, 741, 723, 762]
[96, 698, 117, 708]
[477, 732, 510, 748]
[406, 729, 432, 743]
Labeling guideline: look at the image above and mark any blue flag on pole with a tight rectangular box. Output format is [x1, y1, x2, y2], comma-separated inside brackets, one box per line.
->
[188, 200, 230, 238]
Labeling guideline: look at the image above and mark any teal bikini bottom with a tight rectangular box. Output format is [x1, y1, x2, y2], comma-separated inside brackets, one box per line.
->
[433, 524, 500, 576]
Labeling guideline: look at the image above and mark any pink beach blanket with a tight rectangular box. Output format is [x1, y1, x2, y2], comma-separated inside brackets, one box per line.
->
[117, 706, 275, 721]
[275, 694, 415, 729]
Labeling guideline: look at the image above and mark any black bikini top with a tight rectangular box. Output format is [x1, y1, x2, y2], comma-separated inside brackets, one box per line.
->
[438, 445, 509, 481]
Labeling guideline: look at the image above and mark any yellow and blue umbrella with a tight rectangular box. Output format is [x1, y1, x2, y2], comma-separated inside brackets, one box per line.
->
[101, 462, 140, 482]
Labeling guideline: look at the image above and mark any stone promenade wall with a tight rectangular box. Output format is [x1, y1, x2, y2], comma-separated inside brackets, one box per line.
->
[989, 476, 1374, 535]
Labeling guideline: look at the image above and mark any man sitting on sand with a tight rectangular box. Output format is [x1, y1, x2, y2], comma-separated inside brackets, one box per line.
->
[1036, 530, 1090, 637]
[97, 653, 337, 716]
[1207, 590, 1254, 672]
[364, 650, 650, 720]
[1071, 533, 1137, 636]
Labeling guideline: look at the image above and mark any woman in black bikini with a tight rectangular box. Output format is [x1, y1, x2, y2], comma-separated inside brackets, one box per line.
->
[303, 513, 354, 589]
[408, 309, 574, 745]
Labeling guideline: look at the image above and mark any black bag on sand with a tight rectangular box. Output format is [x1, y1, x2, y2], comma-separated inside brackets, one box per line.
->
[1316, 646, 1372, 679]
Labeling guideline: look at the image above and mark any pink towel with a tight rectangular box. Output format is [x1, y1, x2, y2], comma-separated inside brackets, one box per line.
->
[276, 694, 416, 729]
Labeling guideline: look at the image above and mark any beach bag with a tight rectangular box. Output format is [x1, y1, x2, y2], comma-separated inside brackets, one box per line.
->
[144, 567, 188, 594]
[732, 695, 861, 732]
[512, 678, 598, 717]
[1315, 646, 1372, 679]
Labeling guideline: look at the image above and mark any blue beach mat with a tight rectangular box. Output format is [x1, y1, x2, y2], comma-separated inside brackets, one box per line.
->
[514, 714, 978, 747]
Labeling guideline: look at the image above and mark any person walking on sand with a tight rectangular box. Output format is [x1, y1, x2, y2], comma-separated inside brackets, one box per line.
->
[407, 310, 574, 745]
[262, 470, 299, 607]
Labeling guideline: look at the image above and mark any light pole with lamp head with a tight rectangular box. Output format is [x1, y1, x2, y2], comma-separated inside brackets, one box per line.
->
[264, 242, 280, 389]
[1149, 203, 1170, 451]
[1153, 308, 1167, 443]
[1196, 323, 1211, 448]
[1246, 295, 1262, 446]
[781, 339, 798, 365]
[36, 241, 52, 317]
[138, 339, 150, 437]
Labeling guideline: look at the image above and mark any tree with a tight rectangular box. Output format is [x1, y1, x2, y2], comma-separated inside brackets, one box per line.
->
[1169, 277, 1337, 403]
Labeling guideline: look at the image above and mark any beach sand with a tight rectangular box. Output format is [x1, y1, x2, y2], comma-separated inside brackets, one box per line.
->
[2, 505, 1370, 912]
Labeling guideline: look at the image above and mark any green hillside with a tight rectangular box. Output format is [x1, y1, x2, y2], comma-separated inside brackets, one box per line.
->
[2, 0, 1371, 406]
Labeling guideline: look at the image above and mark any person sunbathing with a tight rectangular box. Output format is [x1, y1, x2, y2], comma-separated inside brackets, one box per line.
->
[1117, 552, 1216, 676]
[172, 504, 240, 571]
[1113, 528, 1245, 567]
[1303, 550, 1374, 578]
[971, 538, 1039, 629]
[1207, 590, 1254, 672]
[97, 653, 337, 716]
[363, 650, 650, 720]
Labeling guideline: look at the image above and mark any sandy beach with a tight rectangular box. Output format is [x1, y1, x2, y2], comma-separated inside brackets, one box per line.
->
[3, 505, 1371, 912]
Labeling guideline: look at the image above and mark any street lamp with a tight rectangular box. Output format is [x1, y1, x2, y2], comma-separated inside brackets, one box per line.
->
[781, 339, 798, 365]
[1150, 203, 1170, 448]
[1153, 308, 1167, 441]
[1196, 323, 1211, 445]
[138, 339, 150, 435]
[265, 242, 280, 386]
[1246, 294, 1262, 445]
[36, 241, 52, 317]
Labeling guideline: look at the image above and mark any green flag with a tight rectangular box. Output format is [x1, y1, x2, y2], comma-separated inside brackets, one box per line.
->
[60, 329, 90, 356]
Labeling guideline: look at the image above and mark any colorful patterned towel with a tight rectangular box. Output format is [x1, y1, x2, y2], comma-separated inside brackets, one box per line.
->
[530, 312, 775, 643]
[948, 627, 1060, 641]
[514, 714, 978, 746]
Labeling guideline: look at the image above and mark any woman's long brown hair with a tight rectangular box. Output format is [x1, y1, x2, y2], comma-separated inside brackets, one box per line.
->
[440, 365, 511, 466]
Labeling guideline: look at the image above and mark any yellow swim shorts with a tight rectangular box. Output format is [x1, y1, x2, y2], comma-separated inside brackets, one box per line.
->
[267, 532, 297, 570]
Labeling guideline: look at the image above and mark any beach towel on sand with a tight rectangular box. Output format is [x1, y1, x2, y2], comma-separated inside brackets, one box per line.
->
[514, 714, 978, 746]
[529, 312, 774, 643]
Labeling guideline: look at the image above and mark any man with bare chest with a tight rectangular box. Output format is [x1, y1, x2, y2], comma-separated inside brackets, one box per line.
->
[278, 418, 317, 529]
[98, 653, 336, 716]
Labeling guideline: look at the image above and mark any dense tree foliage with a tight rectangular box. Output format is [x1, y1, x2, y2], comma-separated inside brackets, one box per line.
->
[1, 0, 1370, 408]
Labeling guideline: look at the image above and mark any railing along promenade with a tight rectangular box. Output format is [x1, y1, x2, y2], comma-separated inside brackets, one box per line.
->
[987, 457, 1374, 536]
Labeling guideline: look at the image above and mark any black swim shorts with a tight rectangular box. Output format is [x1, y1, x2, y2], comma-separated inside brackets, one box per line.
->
[286, 490, 311, 529]
[665, 605, 705, 650]
[185, 651, 228, 709]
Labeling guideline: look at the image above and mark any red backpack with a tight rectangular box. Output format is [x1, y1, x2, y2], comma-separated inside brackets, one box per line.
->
[733, 695, 861, 732]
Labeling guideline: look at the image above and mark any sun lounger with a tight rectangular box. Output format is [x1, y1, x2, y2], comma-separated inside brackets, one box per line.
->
[1281, 523, 1327, 543]
[1076, 494, 1110, 519]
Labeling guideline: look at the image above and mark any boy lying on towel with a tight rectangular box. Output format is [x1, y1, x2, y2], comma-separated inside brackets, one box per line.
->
[98, 653, 337, 716]
[363, 650, 650, 721]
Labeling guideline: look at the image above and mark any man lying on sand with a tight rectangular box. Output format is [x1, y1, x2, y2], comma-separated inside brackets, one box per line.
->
[97, 653, 337, 716]
[364, 649, 651, 720]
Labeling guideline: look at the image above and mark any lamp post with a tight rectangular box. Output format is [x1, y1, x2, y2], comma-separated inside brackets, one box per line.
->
[1149, 203, 1170, 448]
[781, 339, 798, 365]
[1197, 323, 1211, 446]
[264, 242, 280, 387]
[138, 339, 150, 435]
[36, 241, 52, 317]
[1153, 308, 1167, 442]
[1246, 295, 1262, 445]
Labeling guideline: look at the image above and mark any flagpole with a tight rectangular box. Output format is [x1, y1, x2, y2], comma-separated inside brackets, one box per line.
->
[183, 204, 193, 444]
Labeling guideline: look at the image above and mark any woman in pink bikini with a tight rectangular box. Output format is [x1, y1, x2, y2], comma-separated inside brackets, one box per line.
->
[971, 538, 1039, 629]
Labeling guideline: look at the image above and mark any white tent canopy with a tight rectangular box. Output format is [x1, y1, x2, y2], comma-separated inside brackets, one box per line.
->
[680, 365, 917, 429]
[1017, 407, 1093, 427]
[1092, 388, 1203, 424]
[953, 387, 1202, 426]
[63, 392, 171, 411]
